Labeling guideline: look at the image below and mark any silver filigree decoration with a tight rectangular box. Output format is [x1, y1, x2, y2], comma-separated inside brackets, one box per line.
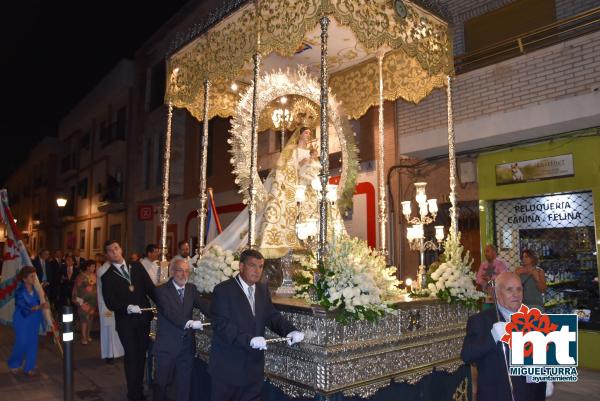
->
[342, 380, 391, 398]
[268, 378, 316, 399]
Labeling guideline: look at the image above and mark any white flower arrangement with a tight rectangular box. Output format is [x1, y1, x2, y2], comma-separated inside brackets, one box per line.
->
[424, 232, 484, 309]
[295, 235, 402, 323]
[189, 245, 240, 293]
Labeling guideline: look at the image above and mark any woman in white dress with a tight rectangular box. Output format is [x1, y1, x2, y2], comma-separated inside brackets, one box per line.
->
[96, 261, 124, 362]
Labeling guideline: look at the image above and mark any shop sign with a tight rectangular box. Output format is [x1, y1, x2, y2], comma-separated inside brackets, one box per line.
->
[495, 192, 594, 230]
[137, 204, 154, 221]
[495, 154, 574, 185]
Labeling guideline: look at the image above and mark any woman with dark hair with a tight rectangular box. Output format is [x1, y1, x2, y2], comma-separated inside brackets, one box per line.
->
[7, 266, 48, 376]
[516, 249, 547, 310]
[72, 260, 98, 344]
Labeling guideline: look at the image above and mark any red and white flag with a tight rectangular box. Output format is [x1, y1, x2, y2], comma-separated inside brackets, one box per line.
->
[0, 189, 33, 325]
[0, 190, 62, 353]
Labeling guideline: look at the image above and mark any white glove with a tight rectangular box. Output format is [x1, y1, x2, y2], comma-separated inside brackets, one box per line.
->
[127, 305, 142, 314]
[184, 320, 204, 330]
[286, 330, 305, 346]
[75, 297, 84, 306]
[250, 336, 267, 350]
[491, 322, 508, 343]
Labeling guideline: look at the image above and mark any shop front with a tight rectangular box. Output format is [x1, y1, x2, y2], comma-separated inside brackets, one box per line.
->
[477, 132, 600, 369]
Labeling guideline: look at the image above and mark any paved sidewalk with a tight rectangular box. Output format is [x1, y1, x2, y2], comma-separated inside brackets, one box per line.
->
[0, 324, 131, 401]
[1, 323, 599, 400]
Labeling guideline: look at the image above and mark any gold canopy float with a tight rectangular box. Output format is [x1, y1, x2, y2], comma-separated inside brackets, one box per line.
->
[159, 0, 456, 261]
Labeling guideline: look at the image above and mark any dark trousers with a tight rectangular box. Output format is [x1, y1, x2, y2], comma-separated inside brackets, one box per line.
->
[210, 376, 263, 401]
[116, 321, 150, 401]
[153, 339, 194, 401]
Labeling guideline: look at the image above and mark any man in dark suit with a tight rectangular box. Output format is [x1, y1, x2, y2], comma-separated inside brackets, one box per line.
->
[46, 249, 64, 310]
[73, 248, 87, 270]
[461, 272, 546, 401]
[153, 258, 210, 401]
[209, 249, 304, 401]
[101, 240, 156, 401]
[33, 249, 51, 290]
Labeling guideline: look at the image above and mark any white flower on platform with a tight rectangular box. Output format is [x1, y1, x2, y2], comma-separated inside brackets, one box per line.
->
[297, 235, 401, 323]
[190, 246, 239, 293]
[426, 232, 484, 309]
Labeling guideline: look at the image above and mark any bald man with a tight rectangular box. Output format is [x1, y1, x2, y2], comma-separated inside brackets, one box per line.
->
[461, 272, 546, 401]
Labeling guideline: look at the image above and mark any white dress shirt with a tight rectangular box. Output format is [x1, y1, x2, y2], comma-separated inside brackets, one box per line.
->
[236, 275, 255, 315]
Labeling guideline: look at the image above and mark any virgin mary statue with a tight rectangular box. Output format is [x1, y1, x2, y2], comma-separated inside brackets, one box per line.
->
[206, 126, 327, 258]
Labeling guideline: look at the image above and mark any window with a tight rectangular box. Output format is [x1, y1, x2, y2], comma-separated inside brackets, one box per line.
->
[77, 178, 88, 199]
[61, 155, 71, 173]
[99, 120, 109, 145]
[115, 107, 127, 140]
[464, 0, 556, 53]
[93, 227, 101, 250]
[148, 60, 166, 111]
[79, 229, 86, 250]
[144, 139, 152, 190]
[156, 131, 165, 187]
[109, 224, 122, 245]
[80, 131, 91, 150]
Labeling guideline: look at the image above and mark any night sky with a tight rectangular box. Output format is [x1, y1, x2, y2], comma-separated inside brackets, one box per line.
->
[1, 0, 190, 184]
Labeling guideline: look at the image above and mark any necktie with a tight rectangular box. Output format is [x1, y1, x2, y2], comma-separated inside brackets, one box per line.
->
[178, 288, 184, 303]
[247, 286, 255, 316]
[41, 260, 47, 281]
[120, 265, 130, 281]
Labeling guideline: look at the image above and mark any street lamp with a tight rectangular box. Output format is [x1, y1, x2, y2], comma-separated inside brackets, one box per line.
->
[56, 196, 68, 208]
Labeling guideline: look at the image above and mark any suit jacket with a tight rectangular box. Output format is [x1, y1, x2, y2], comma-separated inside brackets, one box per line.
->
[46, 259, 62, 287]
[209, 276, 296, 386]
[58, 264, 79, 304]
[101, 261, 156, 331]
[153, 278, 211, 355]
[461, 308, 545, 401]
[33, 257, 51, 283]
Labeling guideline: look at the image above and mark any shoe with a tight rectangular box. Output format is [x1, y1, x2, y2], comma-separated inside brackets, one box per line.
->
[22, 369, 38, 377]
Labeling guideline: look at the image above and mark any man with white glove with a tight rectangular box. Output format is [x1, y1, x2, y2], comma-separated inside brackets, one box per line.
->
[126, 304, 142, 314]
[209, 249, 302, 401]
[491, 321, 507, 343]
[286, 330, 304, 346]
[184, 320, 205, 330]
[152, 258, 210, 401]
[461, 272, 547, 401]
[250, 336, 267, 350]
[101, 240, 156, 401]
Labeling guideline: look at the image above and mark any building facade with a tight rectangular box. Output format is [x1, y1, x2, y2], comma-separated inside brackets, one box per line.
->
[1, 137, 61, 255]
[57, 60, 134, 258]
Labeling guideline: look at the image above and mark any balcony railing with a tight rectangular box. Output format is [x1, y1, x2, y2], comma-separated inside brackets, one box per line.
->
[99, 120, 127, 148]
[455, 7, 600, 74]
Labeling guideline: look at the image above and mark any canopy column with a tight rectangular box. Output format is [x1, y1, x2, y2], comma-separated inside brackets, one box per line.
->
[317, 16, 330, 264]
[197, 78, 211, 255]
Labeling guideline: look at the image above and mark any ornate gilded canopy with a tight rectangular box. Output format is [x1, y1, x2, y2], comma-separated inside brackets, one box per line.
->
[166, 0, 453, 122]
